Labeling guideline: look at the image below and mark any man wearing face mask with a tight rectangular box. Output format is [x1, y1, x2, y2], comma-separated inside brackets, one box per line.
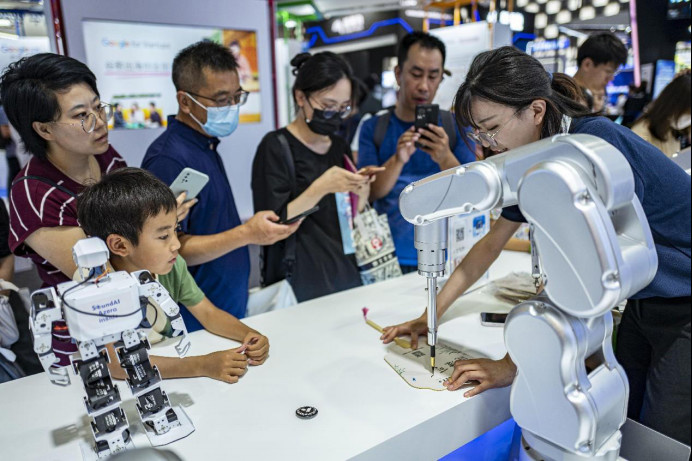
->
[143, 41, 298, 328]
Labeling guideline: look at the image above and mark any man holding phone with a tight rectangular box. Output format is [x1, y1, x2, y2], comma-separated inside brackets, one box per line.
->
[142, 41, 298, 328]
[358, 32, 475, 271]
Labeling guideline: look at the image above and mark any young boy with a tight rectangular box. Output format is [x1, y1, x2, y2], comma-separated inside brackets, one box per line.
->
[77, 167, 269, 383]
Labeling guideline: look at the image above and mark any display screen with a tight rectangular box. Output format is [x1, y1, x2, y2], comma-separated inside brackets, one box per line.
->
[82, 19, 262, 130]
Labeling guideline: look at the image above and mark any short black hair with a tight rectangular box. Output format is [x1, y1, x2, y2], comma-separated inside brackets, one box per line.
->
[397, 31, 446, 68]
[290, 51, 354, 106]
[78, 167, 177, 246]
[172, 40, 238, 92]
[0, 53, 99, 160]
[577, 32, 628, 68]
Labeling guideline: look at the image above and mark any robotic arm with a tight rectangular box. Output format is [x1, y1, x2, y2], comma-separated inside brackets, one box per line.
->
[399, 134, 657, 460]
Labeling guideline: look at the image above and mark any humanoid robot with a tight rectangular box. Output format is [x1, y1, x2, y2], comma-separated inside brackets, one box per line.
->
[399, 134, 658, 460]
[30, 237, 195, 459]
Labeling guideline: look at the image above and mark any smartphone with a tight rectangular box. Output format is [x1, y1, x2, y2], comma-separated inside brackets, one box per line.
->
[170, 167, 209, 201]
[480, 312, 508, 327]
[414, 104, 439, 148]
[279, 206, 319, 225]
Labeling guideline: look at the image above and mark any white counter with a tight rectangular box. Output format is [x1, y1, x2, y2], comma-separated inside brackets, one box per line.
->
[0, 251, 530, 461]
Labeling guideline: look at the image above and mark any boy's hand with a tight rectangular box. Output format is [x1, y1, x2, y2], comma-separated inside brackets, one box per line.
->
[200, 349, 248, 384]
[176, 191, 198, 223]
[241, 331, 269, 366]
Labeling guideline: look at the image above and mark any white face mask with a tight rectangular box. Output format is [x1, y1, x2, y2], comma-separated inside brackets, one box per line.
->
[672, 114, 691, 131]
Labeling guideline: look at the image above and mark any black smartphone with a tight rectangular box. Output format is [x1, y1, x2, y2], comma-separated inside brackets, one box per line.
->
[414, 104, 439, 148]
[279, 206, 319, 225]
[480, 312, 508, 327]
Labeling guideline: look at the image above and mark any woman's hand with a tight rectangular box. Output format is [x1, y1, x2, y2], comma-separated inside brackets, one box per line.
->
[380, 313, 428, 349]
[315, 166, 369, 194]
[444, 354, 517, 397]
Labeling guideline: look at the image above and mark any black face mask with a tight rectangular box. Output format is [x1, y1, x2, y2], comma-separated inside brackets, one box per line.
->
[305, 107, 341, 136]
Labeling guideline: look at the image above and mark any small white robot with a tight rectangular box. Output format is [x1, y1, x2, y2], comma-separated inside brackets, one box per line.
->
[30, 237, 195, 459]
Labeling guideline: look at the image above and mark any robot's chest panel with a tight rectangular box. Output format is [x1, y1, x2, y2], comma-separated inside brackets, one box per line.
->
[60, 272, 142, 342]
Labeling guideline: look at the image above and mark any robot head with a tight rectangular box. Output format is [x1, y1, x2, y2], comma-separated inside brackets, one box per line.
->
[72, 237, 110, 275]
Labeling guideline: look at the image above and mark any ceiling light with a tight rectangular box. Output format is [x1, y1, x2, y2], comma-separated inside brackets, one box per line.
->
[556, 10, 572, 24]
[285, 19, 297, 28]
[546, 0, 561, 14]
[579, 6, 596, 20]
[544, 24, 559, 38]
[525, 3, 540, 13]
[535, 13, 548, 29]
[604, 3, 620, 16]
[0, 18, 14, 28]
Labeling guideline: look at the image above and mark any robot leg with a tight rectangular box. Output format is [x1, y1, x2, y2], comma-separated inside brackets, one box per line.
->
[72, 339, 135, 459]
[115, 329, 195, 446]
[505, 299, 627, 461]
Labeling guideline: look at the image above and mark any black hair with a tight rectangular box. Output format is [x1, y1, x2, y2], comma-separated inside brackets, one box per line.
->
[172, 40, 238, 92]
[290, 51, 354, 106]
[454, 46, 591, 144]
[0, 53, 99, 161]
[577, 32, 628, 68]
[635, 70, 691, 141]
[397, 31, 446, 68]
[78, 167, 177, 246]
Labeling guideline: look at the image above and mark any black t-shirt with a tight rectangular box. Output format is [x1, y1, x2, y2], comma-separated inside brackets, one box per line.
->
[252, 128, 362, 302]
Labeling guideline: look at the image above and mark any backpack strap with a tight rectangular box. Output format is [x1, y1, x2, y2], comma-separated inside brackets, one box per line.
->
[440, 110, 458, 150]
[275, 132, 297, 282]
[373, 106, 395, 151]
[11, 175, 79, 198]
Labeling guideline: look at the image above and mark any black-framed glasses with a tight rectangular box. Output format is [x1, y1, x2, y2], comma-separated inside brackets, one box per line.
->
[186, 90, 249, 108]
[467, 107, 525, 148]
[308, 98, 352, 120]
[51, 102, 113, 134]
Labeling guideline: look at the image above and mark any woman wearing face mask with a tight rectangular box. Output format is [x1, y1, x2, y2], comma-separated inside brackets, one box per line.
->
[381, 46, 691, 445]
[631, 69, 691, 156]
[252, 52, 382, 302]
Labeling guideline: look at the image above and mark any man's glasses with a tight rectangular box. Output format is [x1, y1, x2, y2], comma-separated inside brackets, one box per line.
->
[467, 107, 525, 148]
[186, 90, 249, 109]
[51, 103, 113, 134]
[309, 99, 352, 120]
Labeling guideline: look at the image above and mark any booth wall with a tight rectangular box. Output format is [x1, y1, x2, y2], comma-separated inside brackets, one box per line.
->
[54, 0, 275, 220]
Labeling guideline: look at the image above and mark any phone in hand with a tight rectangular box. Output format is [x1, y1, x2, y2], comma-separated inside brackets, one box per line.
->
[356, 166, 386, 177]
[414, 104, 439, 149]
[279, 206, 319, 225]
[170, 167, 209, 201]
[480, 312, 508, 327]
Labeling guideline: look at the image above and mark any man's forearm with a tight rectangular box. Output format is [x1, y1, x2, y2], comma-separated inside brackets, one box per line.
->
[178, 225, 251, 266]
[438, 153, 461, 171]
[370, 155, 405, 200]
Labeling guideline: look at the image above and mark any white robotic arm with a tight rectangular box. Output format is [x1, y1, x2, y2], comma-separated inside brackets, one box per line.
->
[399, 134, 658, 460]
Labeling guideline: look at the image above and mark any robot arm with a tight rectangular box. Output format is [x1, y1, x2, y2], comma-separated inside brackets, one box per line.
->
[399, 134, 657, 316]
[399, 134, 659, 459]
[29, 288, 70, 386]
[133, 271, 191, 358]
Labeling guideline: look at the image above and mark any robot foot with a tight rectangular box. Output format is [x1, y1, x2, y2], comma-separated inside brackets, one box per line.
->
[78, 432, 135, 460]
[142, 405, 195, 447]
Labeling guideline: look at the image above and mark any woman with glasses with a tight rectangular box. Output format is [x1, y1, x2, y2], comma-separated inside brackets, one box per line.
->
[0, 53, 128, 289]
[252, 52, 381, 302]
[381, 47, 691, 445]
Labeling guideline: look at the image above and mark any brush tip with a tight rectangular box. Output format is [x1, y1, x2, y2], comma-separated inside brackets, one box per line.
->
[362, 307, 369, 317]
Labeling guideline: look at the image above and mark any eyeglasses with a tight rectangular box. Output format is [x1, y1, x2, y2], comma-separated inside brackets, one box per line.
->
[308, 98, 352, 120]
[467, 107, 525, 148]
[51, 102, 114, 134]
[186, 90, 249, 108]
